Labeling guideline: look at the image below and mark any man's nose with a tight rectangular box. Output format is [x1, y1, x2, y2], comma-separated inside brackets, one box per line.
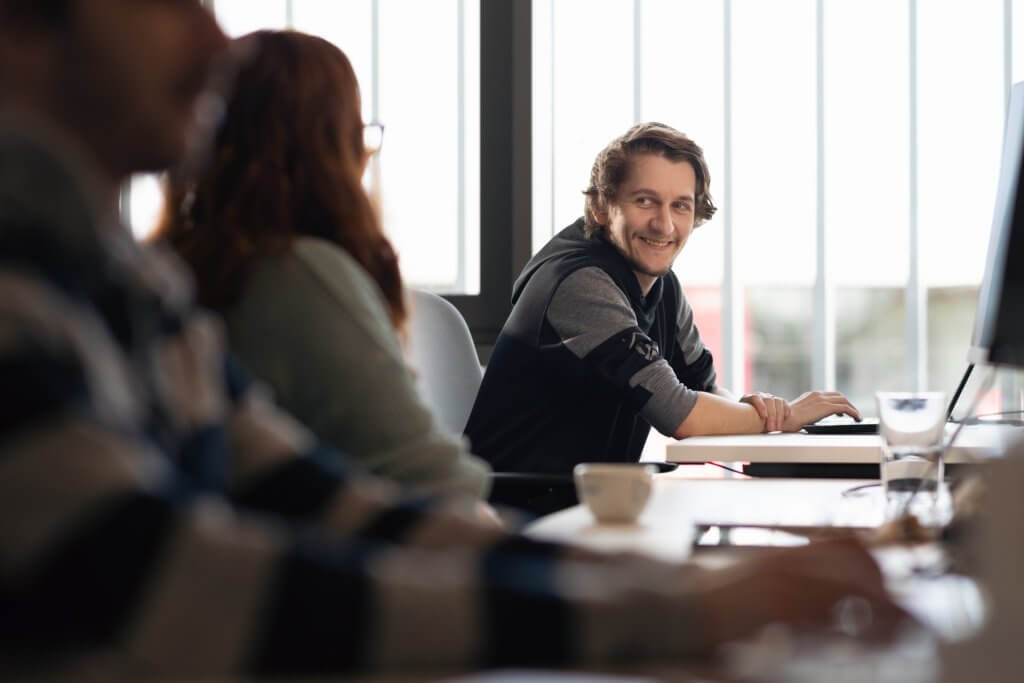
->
[650, 205, 674, 233]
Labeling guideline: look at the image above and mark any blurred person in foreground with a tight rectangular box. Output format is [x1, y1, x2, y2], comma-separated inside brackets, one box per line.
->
[0, 2, 906, 678]
[154, 30, 489, 500]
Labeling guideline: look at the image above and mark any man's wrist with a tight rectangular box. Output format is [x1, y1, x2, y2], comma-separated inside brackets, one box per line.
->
[741, 401, 769, 433]
[781, 414, 803, 432]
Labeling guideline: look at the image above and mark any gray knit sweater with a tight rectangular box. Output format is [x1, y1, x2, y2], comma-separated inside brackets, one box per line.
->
[225, 236, 490, 498]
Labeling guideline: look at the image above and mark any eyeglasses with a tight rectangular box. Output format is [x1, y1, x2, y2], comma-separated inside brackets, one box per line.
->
[363, 122, 385, 155]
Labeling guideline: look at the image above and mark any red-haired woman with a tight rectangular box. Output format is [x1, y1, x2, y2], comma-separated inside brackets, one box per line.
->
[155, 30, 489, 499]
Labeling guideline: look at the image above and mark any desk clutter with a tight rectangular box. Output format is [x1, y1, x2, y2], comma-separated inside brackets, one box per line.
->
[525, 433, 1024, 683]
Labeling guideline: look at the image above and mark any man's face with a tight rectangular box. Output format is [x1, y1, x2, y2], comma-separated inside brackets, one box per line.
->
[51, 0, 227, 178]
[595, 153, 698, 294]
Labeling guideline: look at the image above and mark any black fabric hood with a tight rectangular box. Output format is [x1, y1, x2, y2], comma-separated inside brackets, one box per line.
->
[512, 217, 592, 305]
[512, 217, 663, 324]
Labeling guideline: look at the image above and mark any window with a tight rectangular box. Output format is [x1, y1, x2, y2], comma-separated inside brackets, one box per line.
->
[919, 1, 1005, 407]
[533, 0, 1019, 415]
[127, 0, 481, 296]
[124, 1, 1022, 395]
[826, 0, 911, 411]
[731, 0, 816, 401]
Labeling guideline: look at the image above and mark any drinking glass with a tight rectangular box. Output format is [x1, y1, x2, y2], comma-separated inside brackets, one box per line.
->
[875, 392, 948, 524]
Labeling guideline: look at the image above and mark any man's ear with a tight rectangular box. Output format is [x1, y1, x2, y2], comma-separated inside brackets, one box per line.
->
[590, 201, 609, 227]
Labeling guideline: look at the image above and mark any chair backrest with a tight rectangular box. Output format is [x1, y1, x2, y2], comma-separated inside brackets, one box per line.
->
[406, 289, 483, 435]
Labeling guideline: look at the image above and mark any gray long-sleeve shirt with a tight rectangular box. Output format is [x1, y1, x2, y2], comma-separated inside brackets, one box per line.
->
[548, 266, 714, 435]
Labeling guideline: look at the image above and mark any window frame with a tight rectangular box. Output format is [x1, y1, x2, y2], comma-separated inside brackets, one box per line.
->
[449, 0, 533, 359]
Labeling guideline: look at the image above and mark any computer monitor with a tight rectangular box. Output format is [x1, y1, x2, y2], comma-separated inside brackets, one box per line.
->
[968, 81, 1024, 369]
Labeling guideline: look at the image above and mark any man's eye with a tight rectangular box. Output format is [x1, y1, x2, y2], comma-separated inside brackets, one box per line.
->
[636, 197, 653, 206]
[674, 203, 691, 212]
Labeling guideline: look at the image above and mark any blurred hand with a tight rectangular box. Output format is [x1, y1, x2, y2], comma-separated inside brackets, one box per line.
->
[740, 392, 791, 432]
[697, 538, 911, 647]
[781, 391, 861, 432]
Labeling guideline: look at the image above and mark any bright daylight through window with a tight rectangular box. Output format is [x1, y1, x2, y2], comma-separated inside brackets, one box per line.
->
[533, 0, 1022, 416]
[127, 0, 480, 295]
[125, 0, 1023, 417]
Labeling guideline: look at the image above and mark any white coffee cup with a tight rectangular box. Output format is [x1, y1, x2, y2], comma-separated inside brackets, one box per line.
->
[573, 462, 657, 523]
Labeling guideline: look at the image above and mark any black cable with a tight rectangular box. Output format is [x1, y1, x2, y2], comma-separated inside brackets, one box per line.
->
[841, 482, 882, 497]
[946, 363, 975, 421]
[706, 461, 751, 477]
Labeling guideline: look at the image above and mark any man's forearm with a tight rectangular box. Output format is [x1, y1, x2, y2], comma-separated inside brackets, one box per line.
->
[672, 392, 764, 438]
[711, 385, 736, 401]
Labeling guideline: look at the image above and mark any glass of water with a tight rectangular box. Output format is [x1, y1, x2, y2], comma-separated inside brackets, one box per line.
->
[875, 392, 948, 525]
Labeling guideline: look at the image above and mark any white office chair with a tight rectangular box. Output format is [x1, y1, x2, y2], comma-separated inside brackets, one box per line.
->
[405, 289, 483, 435]
[405, 289, 594, 516]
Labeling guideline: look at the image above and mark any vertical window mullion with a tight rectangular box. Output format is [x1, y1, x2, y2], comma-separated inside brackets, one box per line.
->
[371, 0, 381, 124]
[456, 0, 467, 293]
[548, 0, 556, 242]
[529, 0, 554, 254]
[1002, 0, 1016, 412]
[813, 0, 834, 390]
[1006, 0, 1013, 112]
[722, 0, 742, 394]
[633, 0, 643, 124]
[907, 0, 925, 391]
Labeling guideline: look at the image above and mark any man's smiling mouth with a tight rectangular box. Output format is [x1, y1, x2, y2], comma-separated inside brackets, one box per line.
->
[638, 236, 674, 248]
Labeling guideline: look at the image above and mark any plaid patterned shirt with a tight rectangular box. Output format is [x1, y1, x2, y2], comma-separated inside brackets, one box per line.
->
[0, 124, 704, 678]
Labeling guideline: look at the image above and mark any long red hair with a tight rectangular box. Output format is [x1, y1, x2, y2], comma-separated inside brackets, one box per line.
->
[155, 30, 405, 328]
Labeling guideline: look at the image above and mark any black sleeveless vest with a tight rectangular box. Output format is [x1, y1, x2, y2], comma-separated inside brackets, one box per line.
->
[465, 219, 704, 474]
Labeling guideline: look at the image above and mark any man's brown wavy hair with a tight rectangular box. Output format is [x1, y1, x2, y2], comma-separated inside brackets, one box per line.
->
[155, 30, 405, 328]
[582, 122, 717, 239]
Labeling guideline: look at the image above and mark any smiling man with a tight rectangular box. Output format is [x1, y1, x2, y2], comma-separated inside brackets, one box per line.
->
[466, 123, 859, 489]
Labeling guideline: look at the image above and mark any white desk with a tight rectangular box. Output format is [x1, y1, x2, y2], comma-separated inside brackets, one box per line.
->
[664, 422, 1024, 465]
[526, 474, 884, 563]
[526, 473, 986, 650]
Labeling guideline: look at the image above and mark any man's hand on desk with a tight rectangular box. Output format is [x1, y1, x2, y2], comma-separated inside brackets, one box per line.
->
[675, 390, 862, 436]
[695, 538, 911, 648]
[779, 391, 862, 433]
[735, 390, 862, 433]
[739, 392, 791, 432]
